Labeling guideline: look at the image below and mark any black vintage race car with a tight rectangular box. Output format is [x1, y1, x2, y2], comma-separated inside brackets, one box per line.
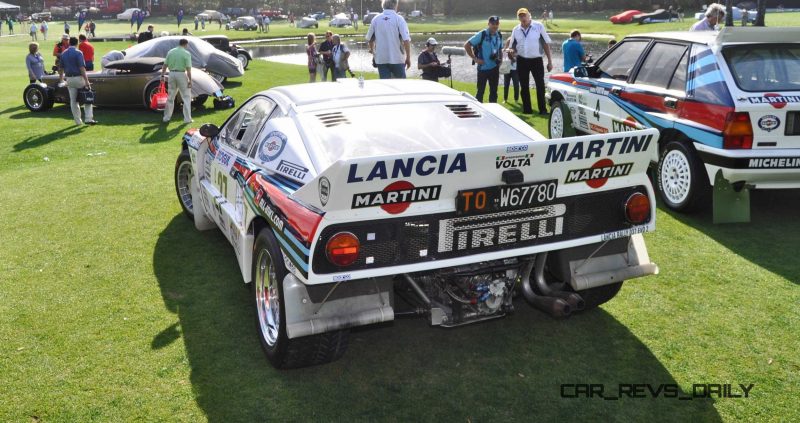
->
[199, 35, 253, 69]
[23, 57, 233, 112]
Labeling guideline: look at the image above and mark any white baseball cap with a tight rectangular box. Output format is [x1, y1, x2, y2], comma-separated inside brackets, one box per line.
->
[426, 37, 438, 45]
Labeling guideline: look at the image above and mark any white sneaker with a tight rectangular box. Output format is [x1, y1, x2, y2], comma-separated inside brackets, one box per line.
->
[183, 119, 194, 124]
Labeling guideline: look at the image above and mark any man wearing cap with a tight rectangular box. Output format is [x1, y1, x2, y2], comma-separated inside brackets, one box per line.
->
[58, 36, 95, 125]
[160, 38, 193, 124]
[418, 37, 445, 82]
[465, 16, 503, 103]
[366, 0, 411, 79]
[509, 8, 553, 115]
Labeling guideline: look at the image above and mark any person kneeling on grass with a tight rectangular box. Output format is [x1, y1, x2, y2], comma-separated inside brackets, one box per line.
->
[161, 38, 193, 124]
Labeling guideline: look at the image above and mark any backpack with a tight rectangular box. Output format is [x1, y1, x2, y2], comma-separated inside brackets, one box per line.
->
[472, 29, 502, 66]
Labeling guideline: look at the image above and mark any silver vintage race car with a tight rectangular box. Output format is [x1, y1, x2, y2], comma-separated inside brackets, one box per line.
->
[125, 36, 245, 83]
[23, 57, 231, 112]
[175, 79, 660, 368]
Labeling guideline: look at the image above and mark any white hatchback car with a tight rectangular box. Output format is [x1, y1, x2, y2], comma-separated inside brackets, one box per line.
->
[546, 27, 800, 212]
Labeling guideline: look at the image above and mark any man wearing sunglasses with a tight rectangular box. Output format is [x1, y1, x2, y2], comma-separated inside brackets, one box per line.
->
[508, 8, 553, 115]
[465, 16, 503, 103]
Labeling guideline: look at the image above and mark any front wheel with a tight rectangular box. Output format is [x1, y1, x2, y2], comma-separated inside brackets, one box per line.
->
[143, 80, 161, 111]
[23, 84, 53, 112]
[252, 229, 349, 369]
[548, 100, 575, 139]
[237, 52, 249, 69]
[656, 140, 709, 212]
[174, 149, 194, 220]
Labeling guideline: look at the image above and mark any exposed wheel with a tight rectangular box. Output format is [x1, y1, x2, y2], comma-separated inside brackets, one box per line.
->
[174, 149, 194, 220]
[23, 84, 53, 112]
[237, 52, 249, 69]
[578, 282, 623, 310]
[548, 100, 575, 139]
[252, 229, 349, 369]
[656, 140, 709, 212]
[143, 80, 162, 112]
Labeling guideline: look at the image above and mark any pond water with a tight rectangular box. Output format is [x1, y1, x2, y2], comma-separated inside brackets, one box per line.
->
[249, 33, 608, 85]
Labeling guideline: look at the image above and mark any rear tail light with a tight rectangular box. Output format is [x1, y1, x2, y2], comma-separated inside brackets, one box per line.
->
[325, 232, 360, 267]
[624, 192, 651, 224]
[722, 112, 753, 149]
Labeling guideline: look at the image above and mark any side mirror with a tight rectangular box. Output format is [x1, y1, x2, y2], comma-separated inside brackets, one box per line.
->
[573, 66, 589, 78]
[199, 123, 220, 138]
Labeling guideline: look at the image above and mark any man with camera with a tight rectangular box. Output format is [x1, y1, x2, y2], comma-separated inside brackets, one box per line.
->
[418, 37, 449, 82]
[464, 16, 503, 103]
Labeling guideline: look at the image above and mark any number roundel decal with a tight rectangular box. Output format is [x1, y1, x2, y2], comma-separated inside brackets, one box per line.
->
[257, 131, 287, 163]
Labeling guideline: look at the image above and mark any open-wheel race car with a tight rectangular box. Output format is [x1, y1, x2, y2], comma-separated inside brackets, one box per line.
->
[23, 57, 232, 112]
[174, 79, 660, 368]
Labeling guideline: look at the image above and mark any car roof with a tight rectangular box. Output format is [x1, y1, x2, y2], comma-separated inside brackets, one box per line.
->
[631, 27, 800, 46]
[270, 79, 465, 107]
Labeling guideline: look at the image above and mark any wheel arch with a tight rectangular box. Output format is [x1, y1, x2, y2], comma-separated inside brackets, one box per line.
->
[548, 89, 564, 105]
[244, 216, 269, 284]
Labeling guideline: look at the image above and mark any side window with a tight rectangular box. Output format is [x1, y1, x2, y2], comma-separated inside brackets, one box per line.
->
[634, 43, 689, 89]
[668, 48, 689, 92]
[596, 40, 649, 81]
[219, 97, 277, 154]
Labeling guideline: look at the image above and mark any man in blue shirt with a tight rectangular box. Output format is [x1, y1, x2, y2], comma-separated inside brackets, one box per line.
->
[465, 16, 503, 103]
[562, 30, 586, 72]
[59, 36, 95, 125]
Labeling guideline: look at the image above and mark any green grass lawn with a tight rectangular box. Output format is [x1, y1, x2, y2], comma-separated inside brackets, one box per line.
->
[1, 14, 799, 422]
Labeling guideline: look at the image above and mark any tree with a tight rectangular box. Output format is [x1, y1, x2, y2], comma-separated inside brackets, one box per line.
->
[755, 0, 767, 26]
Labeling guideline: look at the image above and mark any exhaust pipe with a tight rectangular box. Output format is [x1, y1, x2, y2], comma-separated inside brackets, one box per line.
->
[520, 260, 572, 318]
[533, 253, 585, 311]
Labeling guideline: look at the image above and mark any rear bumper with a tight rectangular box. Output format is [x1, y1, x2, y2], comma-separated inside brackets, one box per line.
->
[695, 144, 800, 189]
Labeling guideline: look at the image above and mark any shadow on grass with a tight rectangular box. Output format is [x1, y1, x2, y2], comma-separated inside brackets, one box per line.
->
[661, 189, 800, 285]
[13, 125, 86, 151]
[153, 215, 722, 421]
[0, 105, 26, 116]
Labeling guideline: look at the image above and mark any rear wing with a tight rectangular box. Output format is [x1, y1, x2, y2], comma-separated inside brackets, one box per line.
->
[293, 129, 660, 221]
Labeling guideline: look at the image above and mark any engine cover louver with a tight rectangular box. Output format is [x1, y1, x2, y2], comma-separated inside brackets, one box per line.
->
[317, 112, 351, 127]
[445, 104, 481, 118]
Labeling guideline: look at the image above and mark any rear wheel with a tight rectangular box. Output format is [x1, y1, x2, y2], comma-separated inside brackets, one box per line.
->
[143, 81, 161, 111]
[548, 100, 575, 139]
[656, 140, 709, 212]
[174, 149, 194, 220]
[252, 229, 349, 369]
[23, 84, 53, 112]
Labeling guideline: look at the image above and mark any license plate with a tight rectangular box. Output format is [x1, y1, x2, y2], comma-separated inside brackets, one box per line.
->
[456, 179, 558, 216]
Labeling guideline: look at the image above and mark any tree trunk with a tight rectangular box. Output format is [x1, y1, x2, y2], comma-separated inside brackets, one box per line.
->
[725, 0, 734, 27]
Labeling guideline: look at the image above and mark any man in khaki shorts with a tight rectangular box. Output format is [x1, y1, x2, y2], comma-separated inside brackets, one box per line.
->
[161, 38, 193, 124]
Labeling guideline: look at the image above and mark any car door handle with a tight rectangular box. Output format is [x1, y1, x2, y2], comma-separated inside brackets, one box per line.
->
[610, 87, 622, 96]
[664, 96, 678, 109]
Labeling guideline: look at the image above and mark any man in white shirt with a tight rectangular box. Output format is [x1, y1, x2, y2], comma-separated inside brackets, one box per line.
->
[691, 3, 725, 31]
[332, 34, 351, 79]
[508, 8, 553, 115]
[365, 0, 411, 79]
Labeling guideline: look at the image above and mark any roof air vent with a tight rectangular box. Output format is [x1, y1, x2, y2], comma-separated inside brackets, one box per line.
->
[445, 104, 481, 119]
[317, 112, 351, 128]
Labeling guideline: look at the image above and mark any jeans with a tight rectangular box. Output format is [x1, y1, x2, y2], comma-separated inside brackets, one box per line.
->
[334, 68, 347, 79]
[517, 56, 547, 114]
[476, 66, 499, 103]
[66, 76, 93, 124]
[163, 72, 192, 122]
[377, 63, 406, 79]
[321, 62, 335, 81]
[504, 69, 519, 102]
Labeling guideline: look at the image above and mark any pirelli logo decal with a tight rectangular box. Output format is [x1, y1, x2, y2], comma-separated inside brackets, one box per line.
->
[437, 204, 566, 253]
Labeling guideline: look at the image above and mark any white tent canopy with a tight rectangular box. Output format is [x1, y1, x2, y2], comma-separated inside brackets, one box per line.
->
[0, 1, 20, 13]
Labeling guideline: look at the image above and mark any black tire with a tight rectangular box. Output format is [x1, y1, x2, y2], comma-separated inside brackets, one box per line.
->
[174, 149, 194, 220]
[23, 84, 53, 112]
[236, 52, 249, 69]
[143, 80, 161, 112]
[548, 99, 575, 139]
[191, 94, 208, 108]
[252, 229, 349, 369]
[577, 282, 623, 310]
[656, 140, 710, 212]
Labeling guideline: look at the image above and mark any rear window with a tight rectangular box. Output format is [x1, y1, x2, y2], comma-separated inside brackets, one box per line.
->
[723, 44, 800, 92]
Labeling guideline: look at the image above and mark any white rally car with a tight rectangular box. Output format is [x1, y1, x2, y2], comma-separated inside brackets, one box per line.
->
[174, 79, 660, 368]
[546, 27, 800, 213]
